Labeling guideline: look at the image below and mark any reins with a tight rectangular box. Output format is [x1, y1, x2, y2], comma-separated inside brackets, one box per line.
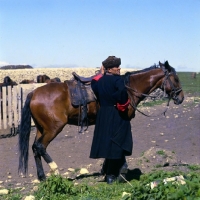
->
[126, 87, 170, 117]
[124, 67, 182, 117]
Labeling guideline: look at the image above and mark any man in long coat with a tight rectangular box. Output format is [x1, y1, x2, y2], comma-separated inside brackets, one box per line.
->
[90, 56, 133, 184]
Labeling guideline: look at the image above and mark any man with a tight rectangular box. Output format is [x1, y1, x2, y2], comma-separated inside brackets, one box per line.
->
[90, 56, 133, 184]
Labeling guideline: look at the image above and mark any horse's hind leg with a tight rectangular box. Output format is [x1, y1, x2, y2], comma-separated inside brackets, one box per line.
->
[32, 128, 61, 181]
[32, 142, 45, 181]
[32, 129, 47, 181]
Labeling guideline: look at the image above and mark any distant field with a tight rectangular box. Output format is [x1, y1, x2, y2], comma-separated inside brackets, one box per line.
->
[0, 68, 199, 96]
[177, 72, 200, 96]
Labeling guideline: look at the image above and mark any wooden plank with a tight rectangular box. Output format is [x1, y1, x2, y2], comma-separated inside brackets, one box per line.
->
[13, 85, 18, 128]
[0, 87, 3, 129]
[17, 86, 22, 128]
[7, 86, 12, 127]
[0, 88, 2, 129]
[2, 87, 7, 129]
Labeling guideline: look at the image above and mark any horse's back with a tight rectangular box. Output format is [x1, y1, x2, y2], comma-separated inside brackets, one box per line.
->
[32, 82, 69, 104]
[31, 83, 70, 113]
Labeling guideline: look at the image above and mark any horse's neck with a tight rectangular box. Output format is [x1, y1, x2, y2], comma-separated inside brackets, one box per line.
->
[127, 68, 164, 118]
[130, 68, 164, 97]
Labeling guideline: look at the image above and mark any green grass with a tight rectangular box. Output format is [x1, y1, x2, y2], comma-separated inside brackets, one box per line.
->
[4, 171, 200, 200]
[177, 72, 200, 95]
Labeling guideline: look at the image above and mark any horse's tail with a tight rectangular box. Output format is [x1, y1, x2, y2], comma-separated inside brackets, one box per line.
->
[18, 92, 33, 175]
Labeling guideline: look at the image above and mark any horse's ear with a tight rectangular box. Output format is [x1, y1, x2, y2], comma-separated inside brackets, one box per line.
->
[159, 61, 165, 67]
[159, 61, 165, 71]
[164, 61, 171, 71]
[165, 60, 169, 67]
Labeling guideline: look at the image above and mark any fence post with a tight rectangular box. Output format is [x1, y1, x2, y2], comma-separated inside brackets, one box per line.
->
[2, 87, 7, 129]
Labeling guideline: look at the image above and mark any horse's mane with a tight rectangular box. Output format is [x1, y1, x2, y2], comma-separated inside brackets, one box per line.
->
[122, 64, 159, 82]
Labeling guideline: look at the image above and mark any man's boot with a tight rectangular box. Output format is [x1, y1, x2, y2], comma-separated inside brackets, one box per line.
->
[106, 175, 116, 184]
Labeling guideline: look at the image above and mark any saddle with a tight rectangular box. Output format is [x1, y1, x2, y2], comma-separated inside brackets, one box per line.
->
[65, 72, 98, 133]
[72, 72, 96, 84]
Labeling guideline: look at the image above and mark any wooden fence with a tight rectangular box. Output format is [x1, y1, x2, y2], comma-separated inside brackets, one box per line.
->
[0, 83, 46, 132]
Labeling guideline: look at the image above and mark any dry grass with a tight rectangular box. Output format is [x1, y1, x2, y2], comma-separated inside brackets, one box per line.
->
[0, 68, 137, 83]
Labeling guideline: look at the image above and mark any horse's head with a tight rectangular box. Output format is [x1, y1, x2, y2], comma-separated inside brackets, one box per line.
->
[3, 76, 12, 84]
[43, 75, 50, 82]
[159, 61, 184, 105]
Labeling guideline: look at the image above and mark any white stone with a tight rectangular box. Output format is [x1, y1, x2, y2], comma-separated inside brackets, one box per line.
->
[79, 168, 89, 175]
[20, 187, 25, 191]
[0, 189, 9, 194]
[24, 195, 35, 200]
[122, 192, 131, 197]
[31, 179, 40, 184]
[32, 186, 38, 192]
[68, 168, 75, 172]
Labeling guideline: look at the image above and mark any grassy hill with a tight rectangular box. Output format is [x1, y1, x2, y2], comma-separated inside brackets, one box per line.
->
[177, 72, 200, 96]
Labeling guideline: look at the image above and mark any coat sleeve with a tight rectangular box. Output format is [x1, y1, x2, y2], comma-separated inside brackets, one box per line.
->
[91, 74, 102, 100]
[112, 77, 128, 104]
[116, 99, 130, 111]
[113, 76, 130, 111]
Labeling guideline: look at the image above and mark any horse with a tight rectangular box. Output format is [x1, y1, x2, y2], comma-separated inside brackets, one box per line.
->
[37, 75, 61, 83]
[18, 61, 184, 181]
[20, 79, 36, 84]
[45, 77, 61, 83]
[36, 75, 50, 83]
[0, 76, 17, 86]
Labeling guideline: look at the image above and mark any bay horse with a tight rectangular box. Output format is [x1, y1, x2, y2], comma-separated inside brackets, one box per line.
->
[18, 61, 184, 181]
[20, 79, 36, 84]
[45, 77, 61, 83]
[36, 75, 50, 83]
[37, 75, 61, 83]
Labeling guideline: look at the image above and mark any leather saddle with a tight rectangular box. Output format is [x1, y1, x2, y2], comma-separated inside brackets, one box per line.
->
[65, 72, 97, 106]
[64, 72, 98, 133]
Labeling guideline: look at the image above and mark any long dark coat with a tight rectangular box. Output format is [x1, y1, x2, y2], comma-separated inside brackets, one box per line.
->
[90, 73, 133, 159]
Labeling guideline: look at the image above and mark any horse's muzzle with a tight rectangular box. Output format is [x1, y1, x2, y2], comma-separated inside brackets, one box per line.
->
[174, 96, 184, 105]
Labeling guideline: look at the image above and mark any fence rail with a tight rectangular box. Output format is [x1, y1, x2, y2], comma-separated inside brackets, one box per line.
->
[0, 83, 46, 131]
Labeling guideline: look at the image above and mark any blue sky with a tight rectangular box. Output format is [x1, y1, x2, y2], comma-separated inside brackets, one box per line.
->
[0, 0, 199, 72]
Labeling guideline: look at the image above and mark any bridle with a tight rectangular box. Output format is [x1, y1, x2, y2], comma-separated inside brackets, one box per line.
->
[124, 67, 182, 117]
[161, 69, 182, 101]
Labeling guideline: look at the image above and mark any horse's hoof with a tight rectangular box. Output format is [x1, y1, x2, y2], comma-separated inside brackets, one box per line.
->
[38, 175, 46, 181]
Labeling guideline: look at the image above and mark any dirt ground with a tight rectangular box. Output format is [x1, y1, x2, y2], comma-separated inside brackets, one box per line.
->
[0, 95, 199, 193]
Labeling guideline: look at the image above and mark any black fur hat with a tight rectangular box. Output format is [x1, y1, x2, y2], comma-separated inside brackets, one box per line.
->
[102, 56, 121, 69]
